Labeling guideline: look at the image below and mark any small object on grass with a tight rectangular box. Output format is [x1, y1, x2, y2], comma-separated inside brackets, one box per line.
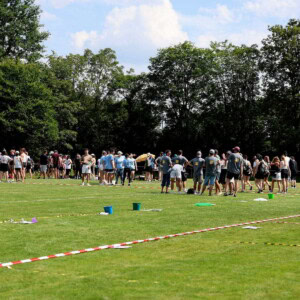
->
[133, 203, 141, 211]
[195, 203, 215, 207]
[113, 245, 132, 249]
[141, 209, 163, 212]
[104, 206, 113, 215]
[31, 217, 38, 223]
[99, 212, 109, 216]
[268, 194, 275, 199]
[254, 198, 268, 202]
[243, 226, 261, 229]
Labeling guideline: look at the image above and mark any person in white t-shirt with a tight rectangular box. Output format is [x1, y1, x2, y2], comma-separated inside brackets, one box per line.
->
[0, 150, 13, 182]
[170, 163, 183, 193]
[14, 151, 23, 182]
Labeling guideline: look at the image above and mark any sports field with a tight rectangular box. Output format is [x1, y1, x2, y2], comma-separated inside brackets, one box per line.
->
[0, 179, 300, 299]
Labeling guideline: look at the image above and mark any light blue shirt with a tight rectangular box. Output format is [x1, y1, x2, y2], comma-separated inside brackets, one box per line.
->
[115, 156, 125, 169]
[105, 154, 114, 169]
[123, 158, 136, 170]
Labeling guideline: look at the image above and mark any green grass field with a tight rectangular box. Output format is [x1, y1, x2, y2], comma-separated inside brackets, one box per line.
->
[0, 179, 300, 300]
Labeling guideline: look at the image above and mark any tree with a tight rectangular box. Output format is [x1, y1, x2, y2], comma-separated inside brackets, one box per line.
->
[148, 42, 215, 153]
[261, 19, 300, 154]
[206, 41, 263, 154]
[0, 59, 59, 155]
[0, 0, 49, 62]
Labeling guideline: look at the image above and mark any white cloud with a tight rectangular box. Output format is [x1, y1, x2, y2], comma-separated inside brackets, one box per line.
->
[244, 0, 300, 18]
[41, 11, 57, 21]
[71, 0, 188, 51]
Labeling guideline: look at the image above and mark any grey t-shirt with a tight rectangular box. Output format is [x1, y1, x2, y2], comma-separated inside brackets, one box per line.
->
[161, 156, 172, 174]
[227, 153, 243, 174]
[190, 157, 205, 176]
[172, 155, 188, 171]
[205, 156, 218, 176]
[215, 155, 221, 173]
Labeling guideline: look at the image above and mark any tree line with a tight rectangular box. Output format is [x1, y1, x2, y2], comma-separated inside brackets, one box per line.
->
[0, 1, 299, 159]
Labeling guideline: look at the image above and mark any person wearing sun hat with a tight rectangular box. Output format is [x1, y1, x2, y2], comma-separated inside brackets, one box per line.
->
[189, 151, 205, 194]
[224, 146, 243, 197]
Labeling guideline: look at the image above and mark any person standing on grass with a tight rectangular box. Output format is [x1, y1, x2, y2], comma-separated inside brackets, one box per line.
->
[40, 150, 48, 180]
[280, 153, 290, 194]
[74, 154, 82, 179]
[214, 150, 222, 195]
[201, 150, 218, 196]
[155, 152, 164, 181]
[9, 149, 16, 182]
[189, 151, 205, 194]
[144, 153, 154, 182]
[270, 156, 282, 193]
[13, 151, 23, 182]
[20, 148, 28, 180]
[160, 150, 172, 194]
[98, 151, 107, 185]
[0, 150, 13, 183]
[170, 162, 183, 194]
[122, 153, 137, 186]
[172, 150, 189, 192]
[104, 149, 115, 185]
[115, 151, 125, 185]
[242, 155, 253, 191]
[65, 155, 72, 179]
[224, 147, 243, 197]
[81, 149, 93, 186]
[253, 154, 267, 193]
[289, 156, 298, 189]
[263, 156, 271, 192]
[52, 150, 60, 179]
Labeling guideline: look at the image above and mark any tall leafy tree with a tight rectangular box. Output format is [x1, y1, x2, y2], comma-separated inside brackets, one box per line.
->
[0, 0, 49, 62]
[261, 19, 300, 154]
[148, 42, 215, 153]
[0, 59, 59, 154]
[206, 42, 263, 154]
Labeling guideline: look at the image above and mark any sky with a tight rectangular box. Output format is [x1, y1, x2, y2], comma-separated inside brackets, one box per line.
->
[37, 0, 300, 73]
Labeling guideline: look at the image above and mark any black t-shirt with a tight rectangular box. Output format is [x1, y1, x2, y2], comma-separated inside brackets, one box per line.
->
[40, 154, 48, 165]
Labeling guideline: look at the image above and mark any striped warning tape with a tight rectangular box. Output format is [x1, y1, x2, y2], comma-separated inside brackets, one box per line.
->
[272, 221, 300, 225]
[0, 214, 299, 269]
[224, 241, 300, 247]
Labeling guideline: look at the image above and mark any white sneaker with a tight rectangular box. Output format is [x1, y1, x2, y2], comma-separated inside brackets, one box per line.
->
[87, 183, 91, 187]
[81, 183, 85, 186]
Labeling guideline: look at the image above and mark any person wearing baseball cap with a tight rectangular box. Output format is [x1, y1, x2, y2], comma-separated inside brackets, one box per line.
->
[224, 146, 243, 197]
[189, 151, 205, 194]
[201, 149, 219, 196]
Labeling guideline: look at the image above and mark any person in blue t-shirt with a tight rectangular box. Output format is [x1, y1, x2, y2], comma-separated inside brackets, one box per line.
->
[104, 149, 115, 185]
[122, 153, 137, 186]
[114, 151, 125, 185]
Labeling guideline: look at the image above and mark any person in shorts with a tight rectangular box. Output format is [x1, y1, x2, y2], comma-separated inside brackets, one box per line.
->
[104, 149, 115, 185]
[189, 151, 205, 194]
[214, 150, 222, 195]
[52, 150, 60, 179]
[280, 153, 290, 193]
[172, 150, 189, 192]
[170, 163, 183, 193]
[201, 150, 218, 196]
[144, 153, 155, 182]
[225, 146, 243, 197]
[0, 150, 12, 182]
[14, 151, 23, 182]
[161, 150, 172, 194]
[81, 148, 92, 186]
[115, 151, 125, 185]
[270, 156, 282, 193]
[40, 150, 48, 179]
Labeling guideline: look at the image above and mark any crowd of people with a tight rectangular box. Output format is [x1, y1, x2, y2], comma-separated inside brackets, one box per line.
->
[0, 147, 298, 197]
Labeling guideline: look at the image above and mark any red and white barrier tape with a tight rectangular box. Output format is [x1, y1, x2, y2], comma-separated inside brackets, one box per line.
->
[1, 214, 299, 269]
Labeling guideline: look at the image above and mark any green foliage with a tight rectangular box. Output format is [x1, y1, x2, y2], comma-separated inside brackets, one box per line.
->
[0, 59, 59, 153]
[260, 19, 300, 154]
[0, 0, 49, 62]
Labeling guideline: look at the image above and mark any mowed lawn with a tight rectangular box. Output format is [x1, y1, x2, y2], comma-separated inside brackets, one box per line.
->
[0, 179, 300, 300]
